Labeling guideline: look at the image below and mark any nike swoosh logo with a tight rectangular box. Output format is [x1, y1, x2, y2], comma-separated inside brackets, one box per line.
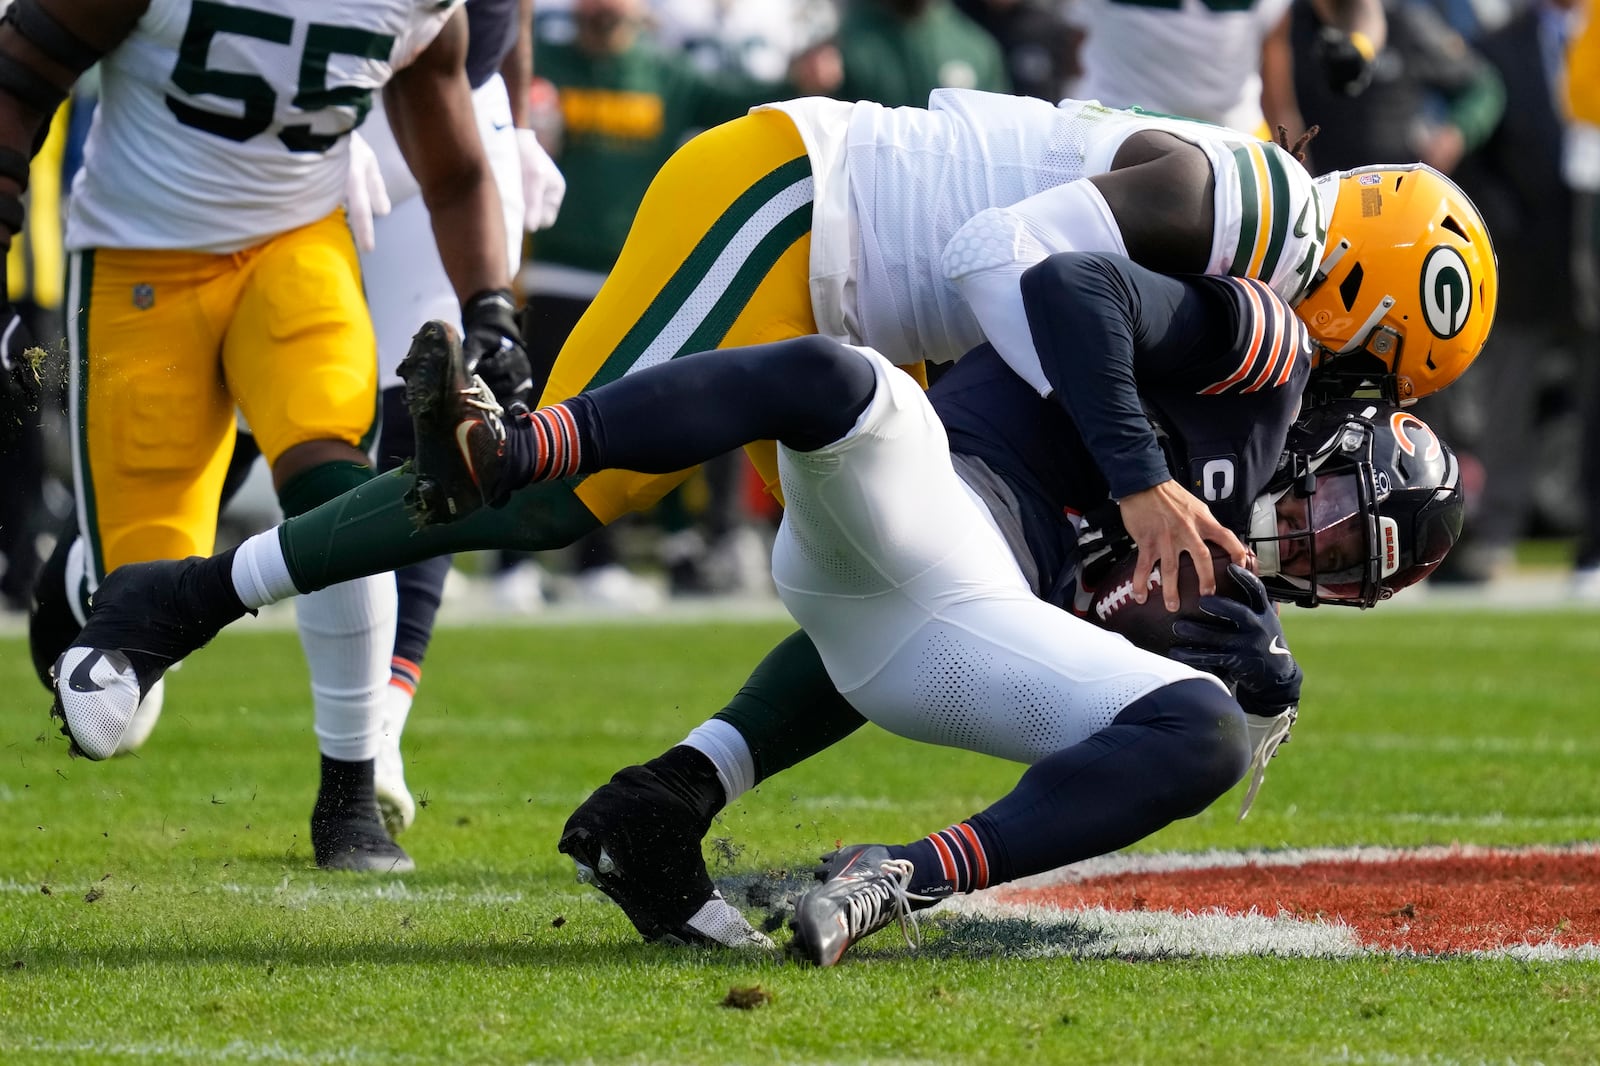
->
[1269, 636, 1292, 657]
[454, 420, 482, 487]
[68, 649, 110, 693]
[492, 120, 511, 131]
[1293, 203, 1310, 240]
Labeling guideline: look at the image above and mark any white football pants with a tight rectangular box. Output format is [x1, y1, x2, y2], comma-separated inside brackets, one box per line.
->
[772, 347, 1224, 765]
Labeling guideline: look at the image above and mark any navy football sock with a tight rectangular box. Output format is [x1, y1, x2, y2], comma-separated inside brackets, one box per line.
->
[512, 336, 877, 488]
[908, 679, 1250, 890]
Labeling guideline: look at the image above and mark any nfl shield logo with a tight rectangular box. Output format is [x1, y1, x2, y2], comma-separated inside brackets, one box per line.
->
[132, 283, 155, 310]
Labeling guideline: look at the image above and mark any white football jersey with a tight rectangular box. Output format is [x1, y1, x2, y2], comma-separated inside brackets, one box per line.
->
[67, 0, 463, 254]
[1075, 0, 1292, 136]
[765, 90, 1323, 372]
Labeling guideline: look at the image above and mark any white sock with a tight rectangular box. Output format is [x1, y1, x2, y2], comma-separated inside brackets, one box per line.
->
[231, 530, 299, 610]
[682, 718, 756, 804]
[295, 574, 397, 762]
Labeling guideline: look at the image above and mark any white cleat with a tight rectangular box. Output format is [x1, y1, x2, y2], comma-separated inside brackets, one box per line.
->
[51, 647, 144, 760]
[374, 739, 415, 838]
[373, 686, 416, 837]
[114, 677, 166, 756]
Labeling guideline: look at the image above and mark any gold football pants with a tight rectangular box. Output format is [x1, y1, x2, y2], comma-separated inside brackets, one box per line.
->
[538, 109, 820, 521]
[67, 210, 376, 577]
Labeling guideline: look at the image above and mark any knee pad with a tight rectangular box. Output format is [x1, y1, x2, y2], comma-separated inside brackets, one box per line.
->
[752, 335, 877, 450]
[1116, 678, 1251, 816]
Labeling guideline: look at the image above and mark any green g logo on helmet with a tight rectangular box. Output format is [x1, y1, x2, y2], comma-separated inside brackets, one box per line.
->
[1420, 245, 1471, 341]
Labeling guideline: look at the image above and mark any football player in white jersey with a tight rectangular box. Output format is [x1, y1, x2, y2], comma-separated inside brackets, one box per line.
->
[1073, 0, 1388, 140]
[47, 89, 1495, 895]
[0, 0, 519, 872]
[354, 0, 564, 839]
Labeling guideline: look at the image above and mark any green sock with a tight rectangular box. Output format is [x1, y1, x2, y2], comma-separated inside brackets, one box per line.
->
[712, 629, 867, 785]
[280, 470, 603, 593]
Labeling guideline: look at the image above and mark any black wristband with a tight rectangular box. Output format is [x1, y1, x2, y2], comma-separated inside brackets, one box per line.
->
[463, 288, 516, 320]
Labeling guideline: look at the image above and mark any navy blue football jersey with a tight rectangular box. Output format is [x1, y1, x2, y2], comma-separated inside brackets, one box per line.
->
[930, 252, 1312, 601]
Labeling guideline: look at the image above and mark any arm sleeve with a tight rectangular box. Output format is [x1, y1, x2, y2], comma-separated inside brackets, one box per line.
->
[943, 177, 1128, 395]
[1398, 3, 1506, 151]
[1019, 252, 1220, 499]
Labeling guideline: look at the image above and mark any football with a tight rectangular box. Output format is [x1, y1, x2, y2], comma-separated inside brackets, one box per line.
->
[1083, 543, 1254, 655]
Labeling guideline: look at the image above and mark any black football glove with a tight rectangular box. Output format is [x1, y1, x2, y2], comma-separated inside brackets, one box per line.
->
[1166, 563, 1302, 717]
[1313, 26, 1377, 97]
[461, 288, 533, 406]
[0, 261, 41, 447]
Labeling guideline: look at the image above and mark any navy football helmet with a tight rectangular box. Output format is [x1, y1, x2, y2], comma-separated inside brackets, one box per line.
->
[1249, 399, 1463, 607]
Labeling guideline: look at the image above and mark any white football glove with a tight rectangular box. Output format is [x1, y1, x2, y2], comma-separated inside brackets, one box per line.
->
[343, 131, 392, 253]
[516, 126, 565, 232]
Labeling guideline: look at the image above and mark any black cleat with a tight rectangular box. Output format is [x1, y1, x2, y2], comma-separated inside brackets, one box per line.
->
[49, 557, 236, 760]
[789, 845, 935, 967]
[312, 808, 416, 873]
[398, 320, 512, 527]
[559, 765, 773, 949]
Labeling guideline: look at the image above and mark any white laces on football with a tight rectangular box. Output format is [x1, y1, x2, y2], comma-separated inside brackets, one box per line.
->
[1237, 706, 1298, 821]
[460, 373, 507, 445]
[846, 858, 934, 948]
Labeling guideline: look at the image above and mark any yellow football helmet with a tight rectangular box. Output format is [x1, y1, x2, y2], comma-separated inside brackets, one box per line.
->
[1297, 164, 1498, 405]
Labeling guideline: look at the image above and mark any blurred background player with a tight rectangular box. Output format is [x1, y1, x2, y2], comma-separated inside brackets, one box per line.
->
[517, 0, 838, 608]
[0, 91, 68, 614]
[1290, 0, 1503, 174]
[1070, 0, 1386, 139]
[5, 0, 519, 872]
[1412, 0, 1577, 584]
[952, 0, 1082, 102]
[825, 0, 1010, 104]
[1564, 0, 1600, 595]
[355, 0, 564, 837]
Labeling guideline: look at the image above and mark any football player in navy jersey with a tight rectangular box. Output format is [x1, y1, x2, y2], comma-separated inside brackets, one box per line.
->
[532, 250, 1462, 959]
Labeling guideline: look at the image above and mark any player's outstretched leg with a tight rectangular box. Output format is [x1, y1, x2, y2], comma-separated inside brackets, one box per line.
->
[788, 679, 1251, 966]
[559, 748, 773, 949]
[49, 556, 250, 760]
[399, 323, 878, 527]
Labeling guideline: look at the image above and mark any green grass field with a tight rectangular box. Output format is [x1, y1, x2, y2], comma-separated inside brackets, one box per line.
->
[3, 604, 1600, 1064]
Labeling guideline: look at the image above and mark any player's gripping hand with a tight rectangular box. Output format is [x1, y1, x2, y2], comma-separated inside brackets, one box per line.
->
[1313, 26, 1377, 97]
[1166, 564, 1302, 717]
[1118, 479, 1252, 611]
[462, 288, 534, 405]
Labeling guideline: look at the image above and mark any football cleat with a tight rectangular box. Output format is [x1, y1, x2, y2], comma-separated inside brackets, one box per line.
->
[398, 320, 512, 527]
[559, 765, 774, 950]
[373, 687, 416, 837]
[49, 558, 228, 760]
[114, 676, 166, 756]
[789, 845, 935, 967]
[311, 807, 415, 874]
